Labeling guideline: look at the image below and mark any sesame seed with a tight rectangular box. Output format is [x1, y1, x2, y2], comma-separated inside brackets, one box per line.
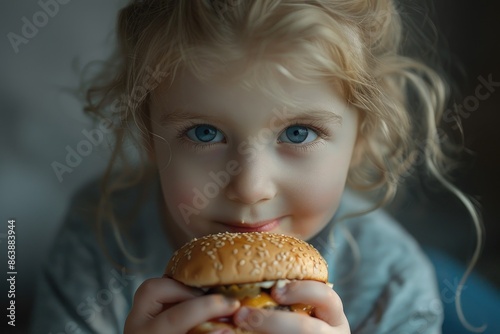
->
[251, 268, 260, 275]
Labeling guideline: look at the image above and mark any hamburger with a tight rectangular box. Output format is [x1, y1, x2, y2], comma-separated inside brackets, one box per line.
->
[164, 232, 329, 334]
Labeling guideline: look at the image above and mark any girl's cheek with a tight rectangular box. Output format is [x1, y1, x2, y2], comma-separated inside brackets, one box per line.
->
[299, 187, 342, 217]
[166, 182, 198, 208]
[163, 186, 200, 227]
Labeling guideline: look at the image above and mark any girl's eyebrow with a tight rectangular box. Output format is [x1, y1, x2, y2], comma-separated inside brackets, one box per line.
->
[158, 109, 219, 126]
[158, 108, 343, 125]
[284, 109, 343, 124]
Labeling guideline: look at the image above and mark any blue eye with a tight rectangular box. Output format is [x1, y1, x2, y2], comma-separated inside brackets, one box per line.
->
[186, 124, 225, 143]
[279, 125, 318, 144]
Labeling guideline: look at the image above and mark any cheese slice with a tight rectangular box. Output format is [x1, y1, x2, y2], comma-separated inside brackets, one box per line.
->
[240, 292, 278, 308]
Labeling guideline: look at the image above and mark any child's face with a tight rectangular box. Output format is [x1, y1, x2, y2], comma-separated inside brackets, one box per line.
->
[150, 69, 359, 245]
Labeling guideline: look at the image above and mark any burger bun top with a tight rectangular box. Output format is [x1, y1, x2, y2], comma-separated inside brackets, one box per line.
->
[165, 232, 328, 287]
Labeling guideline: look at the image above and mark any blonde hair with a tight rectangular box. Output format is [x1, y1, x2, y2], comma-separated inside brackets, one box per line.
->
[84, 0, 484, 331]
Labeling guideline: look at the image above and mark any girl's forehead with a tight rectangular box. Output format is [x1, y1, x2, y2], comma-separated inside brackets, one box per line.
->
[154, 66, 344, 109]
[151, 68, 351, 126]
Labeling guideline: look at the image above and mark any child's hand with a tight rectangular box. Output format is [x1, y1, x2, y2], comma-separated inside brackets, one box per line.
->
[124, 277, 240, 334]
[233, 281, 350, 334]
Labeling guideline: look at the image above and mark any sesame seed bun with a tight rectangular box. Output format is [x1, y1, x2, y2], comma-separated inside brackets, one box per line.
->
[165, 232, 328, 287]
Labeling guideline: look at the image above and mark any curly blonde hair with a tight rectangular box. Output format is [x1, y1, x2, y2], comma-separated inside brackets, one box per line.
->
[87, 0, 450, 203]
[84, 1, 482, 331]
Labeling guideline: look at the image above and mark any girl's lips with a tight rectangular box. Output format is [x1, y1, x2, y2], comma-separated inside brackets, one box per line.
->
[220, 218, 281, 233]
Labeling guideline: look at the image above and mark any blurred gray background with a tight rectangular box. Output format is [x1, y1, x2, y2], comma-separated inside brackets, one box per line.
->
[0, 1, 124, 332]
[0, 1, 499, 333]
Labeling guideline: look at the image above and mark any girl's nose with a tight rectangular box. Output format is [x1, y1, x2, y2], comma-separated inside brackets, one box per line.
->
[224, 156, 277, 205]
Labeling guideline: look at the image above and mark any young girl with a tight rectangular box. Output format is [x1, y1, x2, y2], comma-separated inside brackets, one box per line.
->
[31, 0, 481, 333]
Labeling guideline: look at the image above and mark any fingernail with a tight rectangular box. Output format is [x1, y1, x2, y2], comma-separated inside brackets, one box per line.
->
[225, 297, 240, 308]
[235, 306, 250, 324]
[274, 285, 288, 300]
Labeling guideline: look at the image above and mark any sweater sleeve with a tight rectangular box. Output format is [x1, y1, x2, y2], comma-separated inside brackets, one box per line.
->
[353, 247, 443, 334]
[29, 197, 134, 334]
[323, 207, 444, 334]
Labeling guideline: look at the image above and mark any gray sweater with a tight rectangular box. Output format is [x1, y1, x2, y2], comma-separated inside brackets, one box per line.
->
[30, 177, 442, 333]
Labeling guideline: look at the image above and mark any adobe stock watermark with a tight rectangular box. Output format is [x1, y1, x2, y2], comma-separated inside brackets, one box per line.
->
[47, 268, 135, 334]
[440, 277, 487, 333]
[392, 74, 499, 180]
[51, 66, 167, 183]
[176, 106, 300, 224]
[442, 74, 499, 129]
[7, 0, 72, 54]
[51, 118, 114, 183]
[408, 296, 443, 334]
[408, 276, 478, 334]
[395, 128, 448, 180]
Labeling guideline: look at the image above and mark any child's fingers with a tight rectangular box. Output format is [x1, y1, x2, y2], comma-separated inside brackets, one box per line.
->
[127, 277, 203, 326]
[233, 281, 351, 334]
[147, 294, 240, 333]
[271, 281, 348, 328]
[234, 307, 336, 334]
